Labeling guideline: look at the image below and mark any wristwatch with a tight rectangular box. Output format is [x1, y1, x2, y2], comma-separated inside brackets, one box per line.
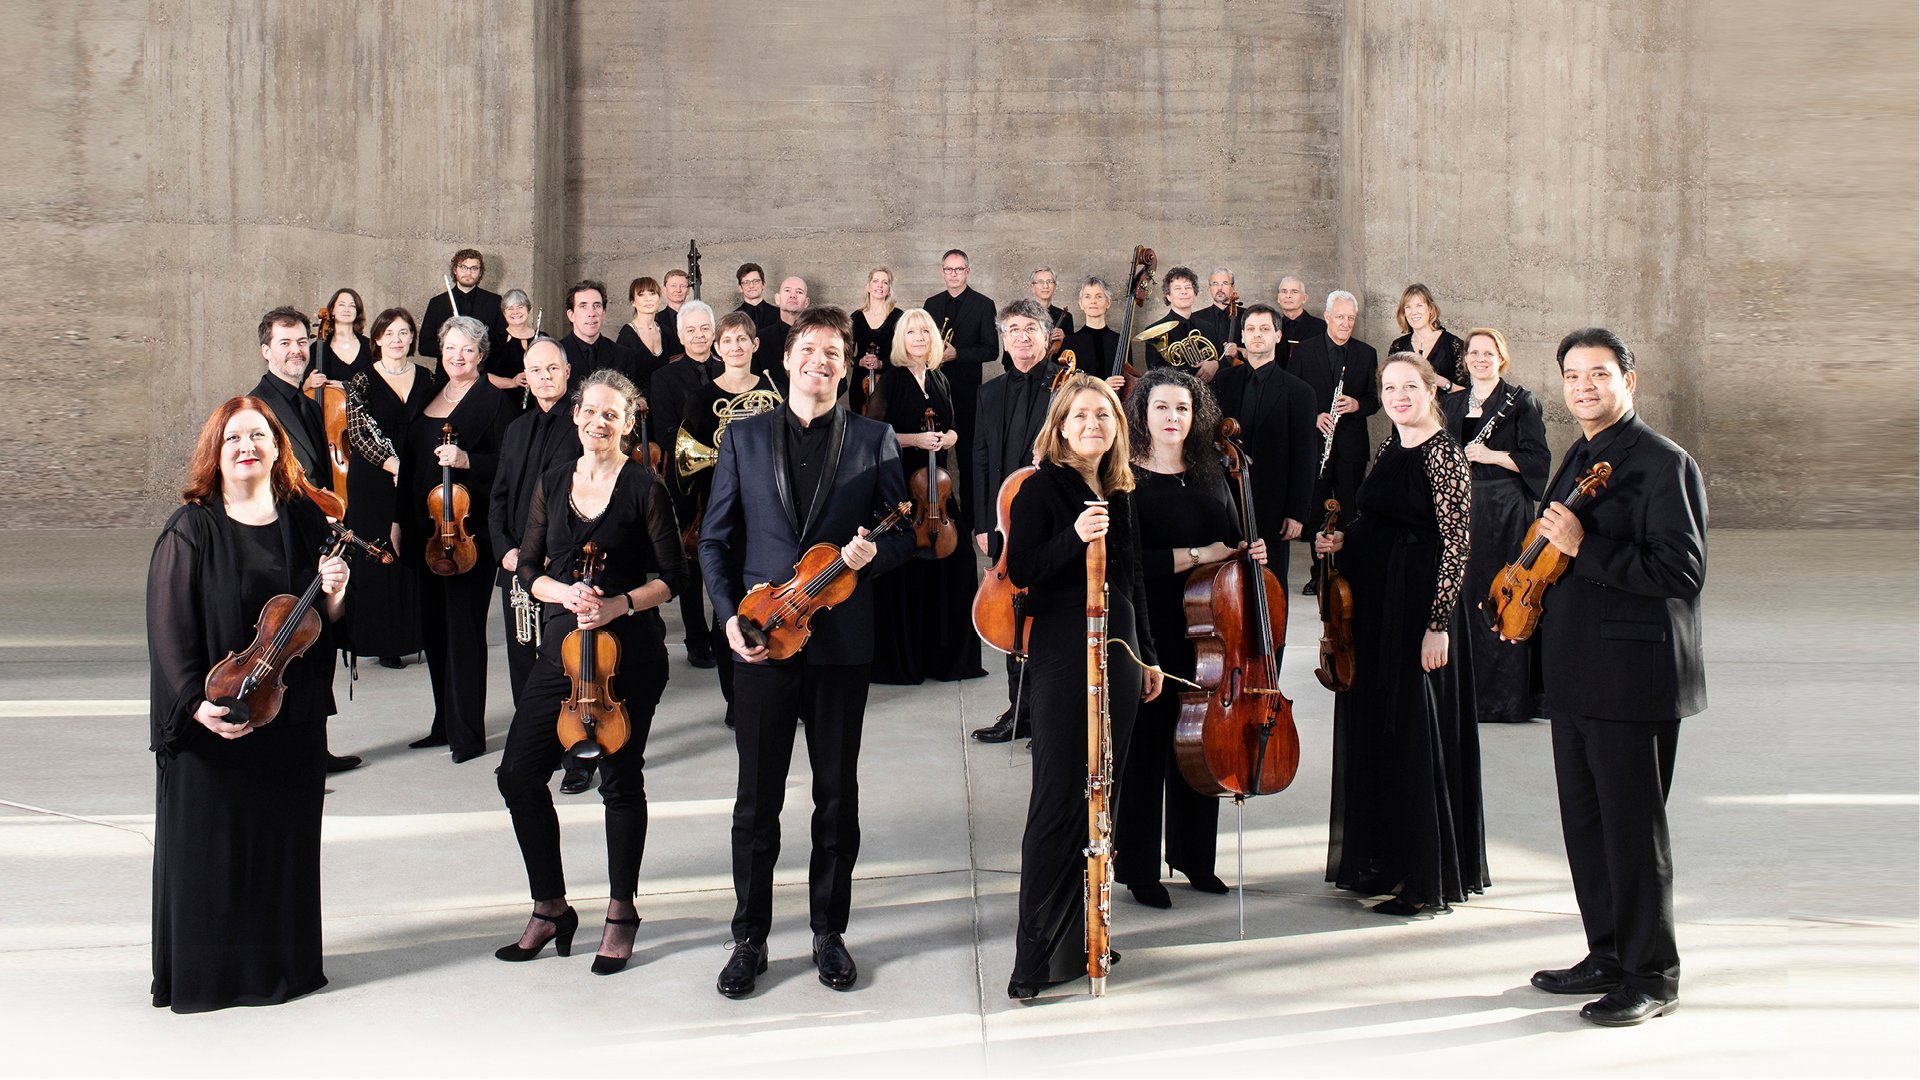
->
[1188, 546, 1200, 567]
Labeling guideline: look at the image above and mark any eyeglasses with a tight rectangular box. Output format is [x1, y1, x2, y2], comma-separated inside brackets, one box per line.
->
[456, 263, 483, 272]
[942, 266, 968, 275]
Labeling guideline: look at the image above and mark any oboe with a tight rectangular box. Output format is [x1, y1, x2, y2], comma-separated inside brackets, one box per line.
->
[509, 575, 541, 647]
[1317, 375, 1344, 477]
[1083, 501, 1115, 996]
[1468, 388, 1520, 446]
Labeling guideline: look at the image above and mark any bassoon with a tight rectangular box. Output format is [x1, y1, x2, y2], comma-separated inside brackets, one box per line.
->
[1083, 503, 1115, 996]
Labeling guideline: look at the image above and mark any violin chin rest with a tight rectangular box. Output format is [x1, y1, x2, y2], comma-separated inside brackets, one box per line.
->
[212, 696, 251, 726]
[565, 739, 604, 763]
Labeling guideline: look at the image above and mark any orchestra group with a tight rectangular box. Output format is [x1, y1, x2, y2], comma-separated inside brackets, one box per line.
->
[145, 245, 1708, 1029]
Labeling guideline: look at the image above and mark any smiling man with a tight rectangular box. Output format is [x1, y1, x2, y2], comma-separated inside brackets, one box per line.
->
[558, 280, 624, 391]
[698, 305, 914, 1001]
[418, 248, 506, 361]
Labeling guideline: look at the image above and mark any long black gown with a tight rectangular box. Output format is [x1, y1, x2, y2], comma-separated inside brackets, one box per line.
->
[615, 322, 668, 396]
[1115, 466, 1240, 887]
[1007, 461, 1154, 986]
[869, 365, 986, 685]
[147, 497, 335, 1013]
[1442, 382, 1550, 723]
[849, 307, 902, 416]
[344, 362, 433, 658]
[1325, 429, 1488, 909]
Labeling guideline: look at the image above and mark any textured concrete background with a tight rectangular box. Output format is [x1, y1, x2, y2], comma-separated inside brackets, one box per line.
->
[9, 0, 1914, 527]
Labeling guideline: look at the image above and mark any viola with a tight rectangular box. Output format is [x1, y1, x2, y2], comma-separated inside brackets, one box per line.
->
[1111, 246, 1157, 396]
[203, 524, 393, 728]
[971, 466, 1038, 655]
[1174, 419, 1299, 799]
[303, 306, 351, 516]
[908, 408, 958, 558]
[630, 399, 663, 478]
[1486, 461, 1613, 641]
[555, 541, 631, 769]
[1313, 499, 1357, 693]
[858, 347, 883, 419]
[424, 422, 478, 576]
[736, 504, 912, 660]
[1047, 349, 1079, 393]
[1222, 288, 1243, 366]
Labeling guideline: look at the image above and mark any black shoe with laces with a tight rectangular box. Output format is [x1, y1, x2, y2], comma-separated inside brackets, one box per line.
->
[716, 940, 767, 998]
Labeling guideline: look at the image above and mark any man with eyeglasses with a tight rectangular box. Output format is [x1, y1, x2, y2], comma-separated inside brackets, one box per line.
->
[923, 249, 996, 519]
[419, 249, 506, 367]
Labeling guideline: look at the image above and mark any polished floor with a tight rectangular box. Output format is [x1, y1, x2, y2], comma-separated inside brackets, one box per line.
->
[0, 528, 1914, 1077]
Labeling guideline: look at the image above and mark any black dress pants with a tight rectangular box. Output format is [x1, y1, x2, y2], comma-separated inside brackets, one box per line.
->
[680, 555, 711, 650]
[1551, 714, 1681, 999]
[728, 657, 870, 944]
[1115, 673, 1219, 884]
[420, 566, 493, 757]
[495, 637, 668, 903]
[498, 577, 538, 707]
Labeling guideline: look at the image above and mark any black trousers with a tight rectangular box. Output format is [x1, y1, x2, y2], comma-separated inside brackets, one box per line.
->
[495, 635, 668, 903]
[498, 577, 539, 707]
[680, 551, 711, 650]
[1551, 714, 1682, 999]
[420, 566, 493, 757]
[728, 658, 870, 944]
[1115, 671, 1219, 884]
[712, 615, 736, 724]
[1001, 651, 1034, 723]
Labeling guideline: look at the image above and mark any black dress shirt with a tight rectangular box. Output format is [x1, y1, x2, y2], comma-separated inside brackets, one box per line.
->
[783, 408, 835, 534]
[1550, 412, 1635, 505]
[561, 333, 627, 391]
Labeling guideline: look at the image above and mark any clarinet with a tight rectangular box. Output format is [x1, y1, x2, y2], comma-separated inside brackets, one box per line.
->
[1469, 388, 1520, 446]
[1083, 501, 1115, 996]
[1317, 375, 1344, 477]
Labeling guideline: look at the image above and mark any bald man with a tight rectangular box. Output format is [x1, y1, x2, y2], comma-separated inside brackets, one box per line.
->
[752, 276, 808, 390]
[490, 338, 582, 705]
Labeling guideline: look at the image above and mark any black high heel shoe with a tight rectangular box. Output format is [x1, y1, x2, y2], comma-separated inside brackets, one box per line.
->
[592, 914, 642, 976]
[495, 906, 578, 961]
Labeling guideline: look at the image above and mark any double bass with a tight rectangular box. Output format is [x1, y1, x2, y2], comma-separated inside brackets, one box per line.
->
[424, 422, 478, 576]
[556, 541, 630, 769]
[1312, 499, 1356, 692]
[908, 408, 958, 558]
[1174, 419, 1299, 798]
[1110, 246, 1157, 396]
[971, 466, 1038, 656]
[735, 504, 913, 660]
[1485, 461, 1613, 641]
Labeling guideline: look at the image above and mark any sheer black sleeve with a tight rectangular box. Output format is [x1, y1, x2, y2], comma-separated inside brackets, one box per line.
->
[642, 473, 687, 601]
[146, 520, 209, 755]
[1423, 434, 1472, 632]
[516, 476, 551, 591]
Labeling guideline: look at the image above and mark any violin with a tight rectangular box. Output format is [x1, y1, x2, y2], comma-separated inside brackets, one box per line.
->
[308, 306, 351, 512]
[736, 504, 912, 660]
[1486, 461, 1613, 641]
[203, 524, 393, 728]
[908, 408, 958, 558]
[555, 541, 631, 770]
[1313, 499, 1357, 692]
[1111, 246, 1157, 396]
[1174, 419, 1299, 799]
[630, 399, 663, 478]
[858, 347, 882, 418]
[1048, 348, 1079, 392]
[1223, 289, 1243, 366]
[424, 422, 478, 576]
[971, 465, 1038, 655]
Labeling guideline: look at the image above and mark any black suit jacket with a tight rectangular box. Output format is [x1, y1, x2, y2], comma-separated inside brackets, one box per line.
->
[699, 407, 914, 666]
[923, 288, 998, 389]
[1537, 413, 1708, 722]
[1285, 333, 1379, 465]
[970, 360, 1066, 541]
[419, 286, 506, 361]
[488, 404, 583, 565]
[250, 373, 330, 491]
[1210, 361, 1321, 530]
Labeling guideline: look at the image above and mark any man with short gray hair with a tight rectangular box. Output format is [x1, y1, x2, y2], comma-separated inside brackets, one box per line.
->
[1285, 290, 1378, 592]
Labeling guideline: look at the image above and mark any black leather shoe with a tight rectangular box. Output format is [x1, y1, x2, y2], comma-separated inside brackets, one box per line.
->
[409, 732, 448, 749]
[378, 656, 408, 670]
[812, 932, 858, 991]
[716, 940, 766, 998]
[971, 709, 1030, 743]
[687, 641, 718, 669]
[1301, 580, 1317, 596]
[325, 753, 363, 774]
[1127, 881, 1172, 909]
[1580, 988, 1677, 1027]
[450, 746, 485, 764]
[559, 762, 595, 795]
[1183, 871, 1229, 894]
[1532, 957, 1624, 995]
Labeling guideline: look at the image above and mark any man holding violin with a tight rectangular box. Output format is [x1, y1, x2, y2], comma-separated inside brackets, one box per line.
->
[1527, 327, 1707, 1028]
[698, 305, 914, 1000]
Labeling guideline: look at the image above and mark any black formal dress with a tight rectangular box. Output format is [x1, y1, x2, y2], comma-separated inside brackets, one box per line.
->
[495, 458, 686, 902]
[1062, 325, 1121, 380]
[867, 365, 985, 685]
[1325, 429, 1487, 910]
[397, 380, 516, 759]
[147, 497, 336, 1013]
[343, 362, 434, 658]
[650, 354, 724, 654]
[698, 406, 915, 945]
[420, 285, 506, 360]
[1115, 467, 1236, 888]
[923, 287, 997, 517]
[614, 322, 669, 396]
[1279, 310, 1328, 367]
[1210, 358, 1321, 586]
[250, 373, 331, 493]
[1006, 461, 1154, 987]
[1391, 328, 1468, 388]
[489, 331, 539, 415]
[849, 307, 902, 416]
[1537, 411, 1707, 1001]
[317, 334, 371, 382]
[489, 401, 583, 704]
[1440, 382, 1550, 723]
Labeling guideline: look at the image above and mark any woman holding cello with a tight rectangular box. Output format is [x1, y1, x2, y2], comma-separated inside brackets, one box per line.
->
[1313, 352, 1486, 916]
[399, 315, 516, 762]
[147, 397, 350, 1012]
[1005, 374, 1162, 998]
[493, 369, 685, 975]
[867, 307, 984, 685]
[1114, 369, 1266, 907]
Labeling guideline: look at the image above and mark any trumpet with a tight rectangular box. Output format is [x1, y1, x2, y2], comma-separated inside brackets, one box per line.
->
[509, 575, 541, 647]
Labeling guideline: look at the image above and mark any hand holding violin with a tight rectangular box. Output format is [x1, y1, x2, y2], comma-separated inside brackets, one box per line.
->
[1313, 529, 1345, 555]
[194, 698, 254, 740]
[433, 443, 471, 470]
[1537, 502, 1584, 556]
[840, 526, 878, 571]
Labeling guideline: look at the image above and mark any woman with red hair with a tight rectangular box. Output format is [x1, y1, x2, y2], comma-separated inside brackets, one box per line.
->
[146, 397, 350, 1013]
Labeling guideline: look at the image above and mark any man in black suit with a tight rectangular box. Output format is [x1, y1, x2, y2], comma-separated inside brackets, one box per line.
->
[1028, 266, 1075, 350]
[656, 269, 691, 359]
[1275, 275, 1327, 367]
[558, 280, 624, 390]
[733, 262, 780, 333]
[968, 298, 1066, 744]
[418, 248, 506, 361]
[249, 306, 360, 774]
[923, 249, 997, 517]
[1526, 327, 1708, 1028]
[487, 339, 579, 708]
[1208, 303, 1319, 587]
[1191, 266, 1245, 364]
[1285, 289, 1378, 592]
[1140, 265, 1218, 381]
[700, 305, 915, 999]
[651, 300, 721, 669]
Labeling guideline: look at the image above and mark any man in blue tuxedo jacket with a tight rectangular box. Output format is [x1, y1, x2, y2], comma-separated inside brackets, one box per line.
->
[699, 305, 915, 999]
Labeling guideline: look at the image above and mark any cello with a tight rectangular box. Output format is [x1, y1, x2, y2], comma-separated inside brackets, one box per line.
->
[1485, 461, 1613, 641]
[203, 524, 393, 727]
[971, 465, 1037, 656]
[424, 422, 478, 576]
[555, 541, 630, 769]
[908, 408, 958, 558]
[735, 504, 913, 660]
[1174, 419, 1299, 798]
[1312, 499, 1357, 692]
[1111, 246, 1157, 396]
